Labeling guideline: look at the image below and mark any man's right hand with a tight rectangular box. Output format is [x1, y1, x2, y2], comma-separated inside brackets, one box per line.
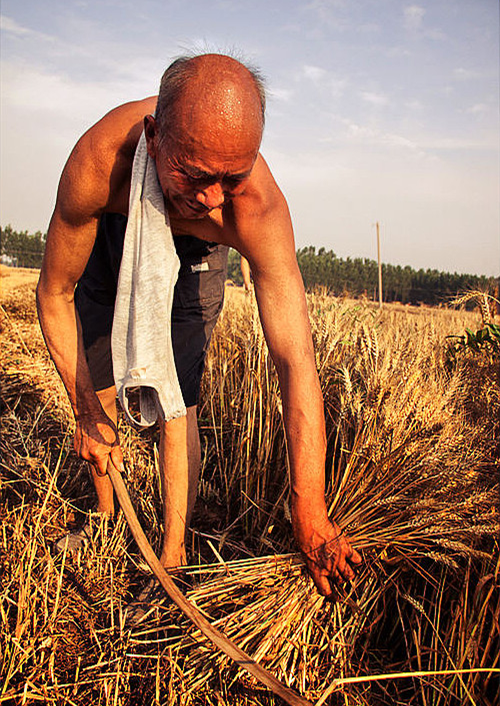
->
[73, 412, 124, 476]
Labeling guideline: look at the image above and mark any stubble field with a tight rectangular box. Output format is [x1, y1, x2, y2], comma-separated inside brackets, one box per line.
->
[0, 265, 498, 705]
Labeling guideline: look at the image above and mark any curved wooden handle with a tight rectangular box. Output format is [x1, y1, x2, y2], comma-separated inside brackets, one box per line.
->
[107, 463, 313, 706]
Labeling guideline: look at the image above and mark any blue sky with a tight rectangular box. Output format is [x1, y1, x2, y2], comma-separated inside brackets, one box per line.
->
[1, 0, 498, 276]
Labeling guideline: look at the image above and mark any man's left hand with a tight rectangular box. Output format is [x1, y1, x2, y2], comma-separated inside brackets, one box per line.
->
[293, 515, 362, 598]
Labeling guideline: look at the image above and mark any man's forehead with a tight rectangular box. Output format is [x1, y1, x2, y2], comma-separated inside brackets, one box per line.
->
[158, 120, 260, 175]
[165, 108, 261, 146]
[165, 146, 256, 177]
[180, 161, 254, 180]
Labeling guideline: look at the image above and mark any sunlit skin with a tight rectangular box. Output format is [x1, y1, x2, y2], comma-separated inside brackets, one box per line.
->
[145, 61, 263, 221]
[37, 54, 361, 598]
[145, 114, 259, 220]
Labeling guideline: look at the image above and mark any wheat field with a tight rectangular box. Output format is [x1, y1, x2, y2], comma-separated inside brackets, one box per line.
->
[1, 266, 498, 705]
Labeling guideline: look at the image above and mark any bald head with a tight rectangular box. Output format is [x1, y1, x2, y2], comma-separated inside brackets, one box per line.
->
[145, 54, 266, 219]
[155, 54, 265, 150]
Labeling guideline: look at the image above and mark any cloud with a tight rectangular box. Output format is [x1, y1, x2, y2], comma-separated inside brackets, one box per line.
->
[1, 57, 155, 232]
[298, 64, 347, 99]
[360, 91, 389, 107]
[466, 103, 489, 116]
[403, 5, 425, 31]
[267, 142, 499, 277]
[345, 122, 425, 156]
[278, 22, 302, 34]
[1, 15, 31, 35]
[0, 14, 53, 41]
[385, 45, 412, 59]
[2, 61, 147, 119]
[357, 22, 380, 35]
[419, 136, 498, 151]
[301, 64, 328, 83]
[270, 87, 294, 102]
[303, 0, 349, 30]
[453, 67, 479, 81]
[2, 9, 169, 93]
[425, 28, 447, 42]
[405, 99, 424, 111]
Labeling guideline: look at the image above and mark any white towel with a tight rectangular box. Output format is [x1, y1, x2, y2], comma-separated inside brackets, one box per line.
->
[111, 132, 186, 428]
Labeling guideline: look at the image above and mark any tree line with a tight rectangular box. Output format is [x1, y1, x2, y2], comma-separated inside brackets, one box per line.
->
[294, 246, 497, 306]
[1, 226, 496, 306]
[1, 225, 46, 268]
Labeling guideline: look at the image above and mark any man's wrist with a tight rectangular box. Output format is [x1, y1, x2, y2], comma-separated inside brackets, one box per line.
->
[73, 394, 106, 421]
[291, 492, 329, 526]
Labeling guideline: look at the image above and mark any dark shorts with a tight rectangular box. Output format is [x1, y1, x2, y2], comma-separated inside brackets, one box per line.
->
[75, 213, 228, 407]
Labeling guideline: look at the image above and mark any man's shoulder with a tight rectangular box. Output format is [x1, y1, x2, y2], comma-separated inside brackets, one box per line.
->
[74, 96, 157, 172]
[233, 154, 288, 223]
[57, 96, 157, 219]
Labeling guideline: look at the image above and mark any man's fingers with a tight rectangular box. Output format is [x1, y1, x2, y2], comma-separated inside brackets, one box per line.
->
[336, 554, 348, 578]
[110, 445, 125, 473]
[328, 554, 352, 583]
[349, 547, 363, 565]
[93, 445, 124, 477]
[338, 535, 363, 567]
[73, 417, 124, 476]
[339, 563, 355, 582]
[95, 454, 109, 477]
[311, 570, 334, 598]
[299, 524, 362, 599]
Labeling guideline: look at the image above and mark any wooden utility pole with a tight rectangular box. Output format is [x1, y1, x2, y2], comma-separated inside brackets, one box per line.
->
[376, 222, 383, 310]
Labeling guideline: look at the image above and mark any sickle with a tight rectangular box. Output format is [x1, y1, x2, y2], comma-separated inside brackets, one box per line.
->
[107, 462, 313, 706]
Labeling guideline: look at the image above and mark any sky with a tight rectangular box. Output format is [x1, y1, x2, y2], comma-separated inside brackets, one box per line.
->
[1, 0, 498, 277]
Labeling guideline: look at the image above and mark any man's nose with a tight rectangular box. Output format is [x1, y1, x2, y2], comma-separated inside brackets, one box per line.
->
[195, 183, 225, 209]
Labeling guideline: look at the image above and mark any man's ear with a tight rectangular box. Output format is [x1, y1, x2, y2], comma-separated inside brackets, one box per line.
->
[144, 115, 157, 159]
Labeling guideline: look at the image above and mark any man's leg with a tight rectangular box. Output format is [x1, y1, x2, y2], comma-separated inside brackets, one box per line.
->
[54, 385, 118, 552]
[91, 385, 118, 515]
[158, 405, 201, 568]
[158, 237, 228, 568]
[87, 387, 201, 564]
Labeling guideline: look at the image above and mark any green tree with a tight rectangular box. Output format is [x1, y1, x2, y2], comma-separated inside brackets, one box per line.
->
[0, 225, 46, 268]
[295, 244, 497, 306]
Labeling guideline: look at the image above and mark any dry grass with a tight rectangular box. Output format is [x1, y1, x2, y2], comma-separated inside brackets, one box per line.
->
[0, 264, 40, 290]
[1, 270, 498, 705]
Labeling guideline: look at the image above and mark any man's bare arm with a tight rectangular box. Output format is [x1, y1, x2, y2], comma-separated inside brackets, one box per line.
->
[37, 206, 125, 476]
[231, 159, 361, 595]
[38, 97, 156, 474]
[37, 116, 132, 473]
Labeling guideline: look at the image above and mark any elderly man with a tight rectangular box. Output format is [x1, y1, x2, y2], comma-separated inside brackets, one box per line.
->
[37, 53, 361, 599]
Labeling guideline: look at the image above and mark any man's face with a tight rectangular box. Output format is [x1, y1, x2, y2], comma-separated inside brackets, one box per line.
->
[146, 116, 260, 220]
